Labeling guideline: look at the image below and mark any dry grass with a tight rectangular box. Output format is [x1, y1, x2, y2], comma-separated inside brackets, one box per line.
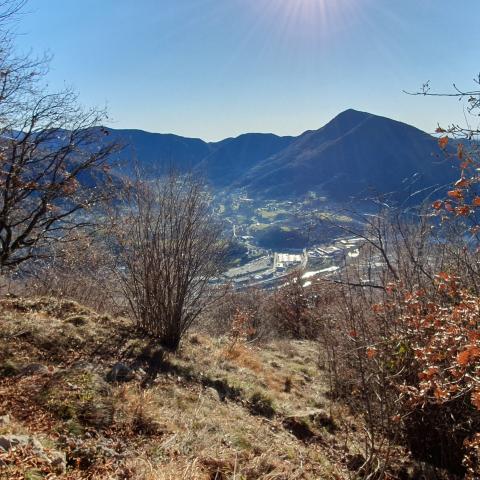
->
[0, 296, 367, 479]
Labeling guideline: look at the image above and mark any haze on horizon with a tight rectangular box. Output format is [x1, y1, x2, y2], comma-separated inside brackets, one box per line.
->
[15, 0, 480, 141]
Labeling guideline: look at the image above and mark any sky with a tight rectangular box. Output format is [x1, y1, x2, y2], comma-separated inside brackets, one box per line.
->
[12, 0, 480, 141]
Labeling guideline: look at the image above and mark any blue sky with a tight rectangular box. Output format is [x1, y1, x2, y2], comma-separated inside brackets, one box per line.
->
[13, 0, 480, 141]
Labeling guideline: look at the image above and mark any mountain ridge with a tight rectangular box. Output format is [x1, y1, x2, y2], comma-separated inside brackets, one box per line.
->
[104, 109, 458, 201]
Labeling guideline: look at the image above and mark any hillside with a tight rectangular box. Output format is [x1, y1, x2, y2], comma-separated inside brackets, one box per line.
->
[0, 296, 358, 479]
[104, 128, 215, 176]
[197, 133, 295, 187]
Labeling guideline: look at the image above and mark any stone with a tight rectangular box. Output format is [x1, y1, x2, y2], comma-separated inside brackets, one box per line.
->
[20, 363, 50, 376]
[289, 408, 337, 431]
[49, 449, 67, 474]
[204, 387, 220, 401]
[41, 368, 114, 429]
[282, 417, 316, 441]
[0, 434, 43, 453]
[106, 362, 134, 383]
[69, 446, 97, 470]
[283, 408, 337, 441]
[0, 414, 10, 426]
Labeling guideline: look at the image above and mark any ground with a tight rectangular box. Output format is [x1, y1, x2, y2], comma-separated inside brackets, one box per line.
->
[0, 296, 372, 479]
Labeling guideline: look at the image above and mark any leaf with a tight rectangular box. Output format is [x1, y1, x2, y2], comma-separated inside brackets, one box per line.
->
[473, 197, 480, 206]
[472, 390, 480, 410]
[455, 177, 469, 188]
[366, 347, 377, 359]
[444, 201, 454, 212]
[456, 206, 471, 216]
[447, 189, 464, 200]
[438, 136, 449, 149]
[434, 387, 448, 401]
[457, 346, 480, 366]
[437, 272, 451, 281]
[457, 143, 464, 160]
[432, 200, 443, 210]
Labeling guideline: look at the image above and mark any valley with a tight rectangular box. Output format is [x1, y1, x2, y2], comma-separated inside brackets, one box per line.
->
[214, 189, 363, 287]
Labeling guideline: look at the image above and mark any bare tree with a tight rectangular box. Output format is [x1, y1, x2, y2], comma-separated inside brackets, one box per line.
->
[0, 1, 119, 270]
[115, 172, 227, 351]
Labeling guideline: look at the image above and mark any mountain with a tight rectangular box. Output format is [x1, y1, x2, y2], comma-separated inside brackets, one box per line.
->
[235, 109, 457, 200]
[99, 110, 459, 201]
[103, 128, 214, 176]
[197, 133, 295, 187]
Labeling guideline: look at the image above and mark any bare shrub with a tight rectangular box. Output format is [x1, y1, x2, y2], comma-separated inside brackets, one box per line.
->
[269, 270, 327, 340]
[114, 172, 227, 351]
[204, 286, 273, 342]
[14, 232, 121, 314]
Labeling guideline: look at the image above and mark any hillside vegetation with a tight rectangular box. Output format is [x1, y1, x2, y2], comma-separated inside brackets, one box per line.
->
[0, 296, 363, 479]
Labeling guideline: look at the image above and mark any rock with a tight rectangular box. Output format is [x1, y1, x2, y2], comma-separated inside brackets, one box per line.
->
[50, 449, 67, 474]
[70, 361, 95, 371]
[283, 409, 337, 441]
[69, 446, 98, 470]
[66, 314, 89, 327]
[97, 445, 117, 458]
[282, 417, 316, 441]
[20, 363, 50, 376]
[204, 387, 220, 401]
[0, 434, 43, 454]
[106, 362, 134, 383]
[41, 368, 114, 429]
[0, 414, 10, 426]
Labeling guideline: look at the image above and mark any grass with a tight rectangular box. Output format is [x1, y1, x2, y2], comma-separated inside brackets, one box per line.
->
[256, 208, 290, 220]
[249, 222, 271, 231]
[0, 295, 369, 479]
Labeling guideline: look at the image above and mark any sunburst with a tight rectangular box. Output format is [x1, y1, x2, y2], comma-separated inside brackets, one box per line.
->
[249, 0, 359, 35]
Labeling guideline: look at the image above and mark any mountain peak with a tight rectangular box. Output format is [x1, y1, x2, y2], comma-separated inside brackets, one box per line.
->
[327, 108, 373, 131]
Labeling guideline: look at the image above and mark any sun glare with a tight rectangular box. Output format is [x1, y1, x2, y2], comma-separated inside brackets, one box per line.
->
[248, 0, 359, 41]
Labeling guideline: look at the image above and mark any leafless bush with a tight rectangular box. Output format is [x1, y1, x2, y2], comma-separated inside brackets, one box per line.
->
[269, 270, 330, 340]
[11, 231, 122, 314]
[204, 286, 273, 342]
[114, 172, 227, 351]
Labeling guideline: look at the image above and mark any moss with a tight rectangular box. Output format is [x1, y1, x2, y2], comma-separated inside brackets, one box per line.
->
[40, 368, 113, 429]
[24, 470, 45, 480]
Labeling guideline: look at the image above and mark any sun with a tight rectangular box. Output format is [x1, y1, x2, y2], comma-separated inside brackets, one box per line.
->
[248, 0, 358, 39]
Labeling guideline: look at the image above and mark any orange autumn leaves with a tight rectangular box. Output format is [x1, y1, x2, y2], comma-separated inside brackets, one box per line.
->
[369, 277, 480, 412]
[432, 134, 480, 218]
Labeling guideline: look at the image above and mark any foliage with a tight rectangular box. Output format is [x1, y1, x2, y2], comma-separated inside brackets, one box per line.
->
[369, 275, 480, 475]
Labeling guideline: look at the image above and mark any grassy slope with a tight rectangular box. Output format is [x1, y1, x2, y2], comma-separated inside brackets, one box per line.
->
[0, 297, 365, 479]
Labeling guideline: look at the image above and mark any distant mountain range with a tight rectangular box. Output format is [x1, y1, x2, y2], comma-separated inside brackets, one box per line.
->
[106, 109, 459, 201]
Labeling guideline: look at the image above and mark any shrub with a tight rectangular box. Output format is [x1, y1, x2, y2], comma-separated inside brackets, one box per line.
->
[115, 172, 227, 352]
[249, 391, 275, 418]
[375, 276, 480, 475]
